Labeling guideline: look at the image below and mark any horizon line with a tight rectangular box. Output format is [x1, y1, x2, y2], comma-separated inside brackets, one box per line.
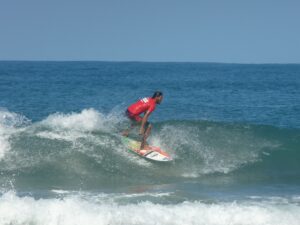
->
[0, 59, 299, 65]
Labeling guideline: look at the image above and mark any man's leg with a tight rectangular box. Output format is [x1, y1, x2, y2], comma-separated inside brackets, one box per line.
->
[122, 111, 140, 136]
[140, 124, 152, 150]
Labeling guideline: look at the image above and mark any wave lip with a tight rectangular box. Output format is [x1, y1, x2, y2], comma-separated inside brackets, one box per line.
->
[0, 109, 30, 159]
[41, 108, 106, 132]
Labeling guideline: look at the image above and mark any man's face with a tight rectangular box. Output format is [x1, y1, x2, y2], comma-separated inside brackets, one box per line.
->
[157, 96, 163, 104]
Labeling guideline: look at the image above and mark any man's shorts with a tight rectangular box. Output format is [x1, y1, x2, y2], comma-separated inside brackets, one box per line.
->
[125, 110, 150, 128]
[126, 110, 142, 122]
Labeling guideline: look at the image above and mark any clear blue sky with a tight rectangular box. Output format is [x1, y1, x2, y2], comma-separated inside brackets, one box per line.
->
[1, 0, 299, 63]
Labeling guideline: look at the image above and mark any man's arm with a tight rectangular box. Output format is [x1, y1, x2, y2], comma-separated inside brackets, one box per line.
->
[139, 111, 151, 135]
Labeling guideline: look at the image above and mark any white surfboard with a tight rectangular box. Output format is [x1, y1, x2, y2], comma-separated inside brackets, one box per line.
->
[122, 137, 173, 162]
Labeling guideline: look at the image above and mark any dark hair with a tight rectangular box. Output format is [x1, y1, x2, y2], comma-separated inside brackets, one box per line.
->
[152, 91, 163, 98]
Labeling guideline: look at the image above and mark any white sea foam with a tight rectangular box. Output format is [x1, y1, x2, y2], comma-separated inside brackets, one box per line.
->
[51, 189, 71, 194]
[0, 192, 299, 225]
[41, 108, 106, 132]
[36, 108, 125, 147]
[50, 190, 173, 201]
[0, 128, 10, 159]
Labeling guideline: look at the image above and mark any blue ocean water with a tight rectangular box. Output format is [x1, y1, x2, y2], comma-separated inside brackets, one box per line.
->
[0, 61, 300, 225]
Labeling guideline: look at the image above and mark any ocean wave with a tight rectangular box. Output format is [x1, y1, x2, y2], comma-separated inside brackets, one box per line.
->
[0, 108, 299, 190]
[0, 191, 299, 225]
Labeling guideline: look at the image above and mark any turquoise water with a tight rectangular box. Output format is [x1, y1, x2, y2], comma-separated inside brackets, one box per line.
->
[0, 61, 300, 224]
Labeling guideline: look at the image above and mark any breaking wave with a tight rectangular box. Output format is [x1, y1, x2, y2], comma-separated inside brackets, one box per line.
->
[0, 108, 299, 191]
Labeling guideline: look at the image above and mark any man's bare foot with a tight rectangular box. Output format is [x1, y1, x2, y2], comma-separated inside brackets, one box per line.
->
[140, 142, 150, 150]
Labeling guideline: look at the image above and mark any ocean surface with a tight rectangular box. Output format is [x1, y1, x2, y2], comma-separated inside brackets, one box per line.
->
[0, 61, 300, 225]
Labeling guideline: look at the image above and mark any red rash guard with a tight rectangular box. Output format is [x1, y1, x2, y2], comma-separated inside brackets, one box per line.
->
[127, 97, 156, 122]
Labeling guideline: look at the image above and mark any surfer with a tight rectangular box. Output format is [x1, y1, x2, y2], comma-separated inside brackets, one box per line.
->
[122, 91, 163, 150]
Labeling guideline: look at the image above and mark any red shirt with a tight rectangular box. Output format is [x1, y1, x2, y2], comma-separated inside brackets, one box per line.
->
[127, 97, 156, 115]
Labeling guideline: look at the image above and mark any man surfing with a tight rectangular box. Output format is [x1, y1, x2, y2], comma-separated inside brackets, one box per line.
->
[122, 91, 163, 150]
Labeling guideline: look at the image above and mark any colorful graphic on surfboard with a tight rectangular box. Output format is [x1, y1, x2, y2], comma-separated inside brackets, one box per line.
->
[122, 137, 173, 162]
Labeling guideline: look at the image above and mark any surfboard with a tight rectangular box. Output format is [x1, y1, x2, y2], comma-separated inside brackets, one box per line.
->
[121, 137, 173, 162]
